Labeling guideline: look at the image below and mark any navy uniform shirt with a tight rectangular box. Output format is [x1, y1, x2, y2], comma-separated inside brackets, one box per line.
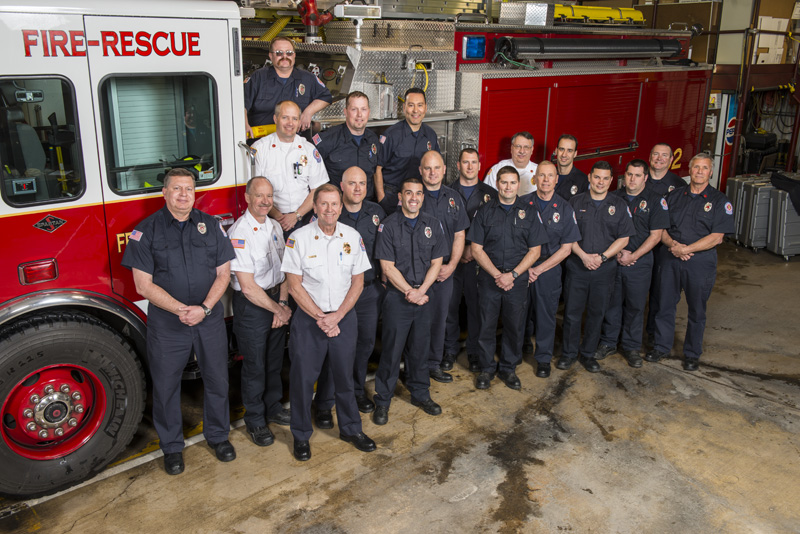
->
[451, 179, 497, 222]
[665, 184, 734, 249]
[244, 67, 333, 127]
[314, 124, 381, 197]
[339, 201, 386, 284]
[555, 166, 589, 201]
[521, 192, 582, 258]
[121, 207, 236, 322]
[420, 185, 470, 262]
[378, 121, 440, 189]
[569, 192, 635, 254]
[613, 187, 670, 252]
[375, 211, 447, 287]
[647, 170, 686, 198]
[467, 197, 548, 272]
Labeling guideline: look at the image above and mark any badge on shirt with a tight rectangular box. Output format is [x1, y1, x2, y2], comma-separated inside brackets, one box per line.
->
[231, 238, 245, 249]
[197, 222, 207, 234]
[570, 185, 578, 195]
[300, 155, 308, 166]
[725, 202, 733, 215]
[130, 229, 143, 242]
[668, 185, 676, 192]
[380, 135, 386, 144]
[373, 214, 380, 226]
[449, 197, 456, 208]
[343, 242, 352, 254]
[704, 202, 712, 212]
[608, 206, 616, 216]
[426, 141, 432, 151]
[639, 200, 647, 211]
[371, 143, 377, 155]
[484, 193, 491, 203]
[313, 133, 322, 145]
[661, 198, 668, 210]
[424, 226, 432, 238]
[313, 149, 322, 163]
[518, 210, 526, 220]
[531, 177, 535, 185]
[287, 238, 296, 248]
[298, 83, 306, 96]
[553, 212, 560, 223]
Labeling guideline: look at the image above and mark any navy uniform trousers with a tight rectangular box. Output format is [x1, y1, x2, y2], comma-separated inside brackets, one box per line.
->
[599, 252, 654, 352]
[147, 305, 230, 454]
[374, 287, 432, 405]
[289, 308, 361, 441]
[529, 261, 563, 364]
[562, 257, 617, 361]
[444, 260, 481, 358]
[653, 249, 717, 360]
[477, 269, 529, 374]
[317, 280, 384, 405]
[232, 289, 286, 429]
[426, 276, 454, 371]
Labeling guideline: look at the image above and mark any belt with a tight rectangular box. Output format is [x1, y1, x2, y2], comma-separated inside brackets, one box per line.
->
[265, 286, 280, 297]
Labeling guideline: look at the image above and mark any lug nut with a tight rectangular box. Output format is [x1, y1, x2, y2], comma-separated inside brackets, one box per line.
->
[72, 392, 81, 400]
[60, 384, 70, 393]
[44, 385, 54, 394]
[38, 429, 48, 438]
[26, 421, 37, 431]
[74, 405, 84, 414]
[54, 428, 64, 437]
[68, 418, 78, 427]
[30, 394, 40, 404]
[23, 408, 33, 418]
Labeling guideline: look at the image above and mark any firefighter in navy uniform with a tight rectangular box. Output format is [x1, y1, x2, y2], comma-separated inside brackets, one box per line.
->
[121, 168, 236, 475]
[557, 161, 635, 373]
[469, 166, 548, 391]
[281, 184, 377, 461]
[647, 153, 734, 371]
[374, 88, 440, 214]
[595, 160, 669, 368]
[521, 161, 581, 379]
[313, 91, 380, 198]
[418, 151, 470, 383]
[373, 177, 447, 425]
[443, 148, 497, 372]
[553, 134, 589, 201]
[315, 167, 386, 420]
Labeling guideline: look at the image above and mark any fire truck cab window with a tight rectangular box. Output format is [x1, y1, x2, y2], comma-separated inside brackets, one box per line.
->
[100, 74, 218, 194]
[0, 78, 85, 206]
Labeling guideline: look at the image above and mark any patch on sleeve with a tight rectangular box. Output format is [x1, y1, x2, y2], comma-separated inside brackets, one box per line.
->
[378, 223, 384, 232]
[379, 135, 386, 144]
[725, 202, 733, 215]
[661, 198, 669, 211]
[313, 133, 322, 145]
[316, 76, 325, 87]
[286, 238, 296, 248]
[360, 237, 366, 251]
[231, 238, 245, 249]
[219, 222, 227, 237]
[626, 207, 632, 218]
[313, 149, 322, 163]
[129, 229, 143, 242]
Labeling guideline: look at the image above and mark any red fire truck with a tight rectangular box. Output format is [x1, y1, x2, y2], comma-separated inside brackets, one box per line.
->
[0, 0, 710, 499]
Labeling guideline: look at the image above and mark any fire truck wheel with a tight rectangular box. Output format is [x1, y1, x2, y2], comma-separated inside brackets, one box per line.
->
[0, 312, 145, 499]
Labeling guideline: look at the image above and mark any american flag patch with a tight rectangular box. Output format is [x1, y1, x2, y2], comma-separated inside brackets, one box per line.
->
[286, 238, 296, 248]
[379, 135, 386, 144]
[378, 223, 384, 232]
[129, 229, 143, 242]
[360, 237, 366, 251]
[313, 133, 321, 145]
[231, 238, 245, 249]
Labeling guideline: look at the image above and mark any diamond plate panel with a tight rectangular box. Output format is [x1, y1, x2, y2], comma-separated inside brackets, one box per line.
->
[324, 20, 455, 50]
[498, 3, 554, 26]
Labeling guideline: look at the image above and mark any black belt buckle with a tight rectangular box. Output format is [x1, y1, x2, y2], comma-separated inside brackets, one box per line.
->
[265, 286, 280, 297]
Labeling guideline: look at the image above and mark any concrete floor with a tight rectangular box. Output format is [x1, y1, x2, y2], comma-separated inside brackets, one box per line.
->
[2, 242, 799, 534]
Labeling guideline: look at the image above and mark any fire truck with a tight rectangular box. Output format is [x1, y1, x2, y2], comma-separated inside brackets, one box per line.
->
[0, 0, 710, 499]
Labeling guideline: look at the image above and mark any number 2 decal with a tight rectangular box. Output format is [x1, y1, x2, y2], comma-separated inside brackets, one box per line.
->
[671, 148, 682, 170]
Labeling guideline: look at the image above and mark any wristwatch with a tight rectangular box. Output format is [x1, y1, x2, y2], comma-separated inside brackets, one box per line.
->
[600, 253, 608, 263]
[200, 304, 212, 316]
[295, 211, 302, 220]
[511, 270, 519, 279]
[279, 300, 289, 306]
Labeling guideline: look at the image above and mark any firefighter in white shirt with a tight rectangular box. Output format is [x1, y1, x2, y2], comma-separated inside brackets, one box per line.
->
[483, 131, 538, 197]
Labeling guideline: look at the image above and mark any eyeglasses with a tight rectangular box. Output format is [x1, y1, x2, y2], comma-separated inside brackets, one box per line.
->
[272, 50, 295, 57]
[512, 144, 533, 151]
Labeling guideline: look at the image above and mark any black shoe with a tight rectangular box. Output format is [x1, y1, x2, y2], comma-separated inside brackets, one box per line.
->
[536, 362, 551, 378]
[476, 372, 494, 389]
[246, 425, 274, 447]
[315, 409, 334, 429]
[356, 395, 375, 414]
[373, 405, 389, 425]
[621, 350, 643, 368]
[556, 356, 576, 370]
[163, 452, 184, 475]
[209, 440, 236, 462]
[522, 340, 534, 354]
[340, 432, 377, 452]
[594, 344, 616, 361]
[467, 355, 481, 373]
[644, 349, 668, 363]
[682, 358, 699, 372]
[429, 368, 453, 383]
[267, 408, 291, 426]
[497, 370, 521, 390]
[293, 440, 311, 461]
[441, 354, 456, 371]
[579, 356, 601, 373]
[411, 398, 442, 416]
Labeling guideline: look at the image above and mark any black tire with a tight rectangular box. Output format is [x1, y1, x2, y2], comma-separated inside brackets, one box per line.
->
[0, 312, 145, 499]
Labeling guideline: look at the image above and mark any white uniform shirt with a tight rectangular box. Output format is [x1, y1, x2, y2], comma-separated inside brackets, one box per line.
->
[281, 221, 371, 312]
[253, 132, 329, 214]
[228, 209, 285, 291]
[483, 159, 538, 196]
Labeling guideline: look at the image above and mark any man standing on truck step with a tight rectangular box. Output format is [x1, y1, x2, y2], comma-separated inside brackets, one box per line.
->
[553, 134, 588, 202]
[229, 177, 293, 447]
[122, 168, 236, 476]
[483, 131, 538, 197]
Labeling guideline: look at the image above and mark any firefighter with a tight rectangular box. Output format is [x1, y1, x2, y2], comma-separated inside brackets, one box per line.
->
[315, 167, 386, 419]
[553, 134, 588, 201]
[557, 161, 634, 373]
[469, 166, 548, 390]
[313, 91, 381, 199]
[281, 184, 377, 461]
[522, 161, 581, 378]
[595, 160, 669, 368]
[483, 132, 538, 197]
[418, 151, 470, 382]
[375, 88, 440, 215]
[253, 100, 329, 239]
[228, 177, 292, 447]
[443, 148, 497, 372]
[647, 153, 734, 371]
[244, 36, 332, 137]
[121, 168, 236, 475]
[373, 177, 447, 425]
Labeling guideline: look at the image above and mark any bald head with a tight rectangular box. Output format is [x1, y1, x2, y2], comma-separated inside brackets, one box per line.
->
[419, 150, 446, 190]
[340, 166, 368, 206]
